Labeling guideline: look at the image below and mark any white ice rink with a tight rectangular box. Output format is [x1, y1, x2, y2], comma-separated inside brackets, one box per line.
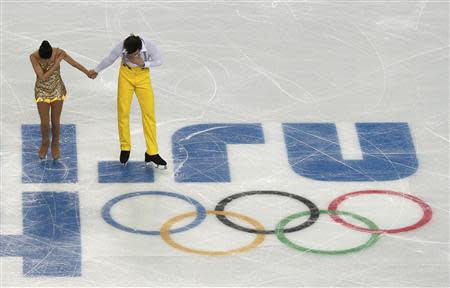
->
[0, 1, 449, 287]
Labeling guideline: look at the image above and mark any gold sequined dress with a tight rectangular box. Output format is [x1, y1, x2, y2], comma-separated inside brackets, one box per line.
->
[34, 60, 67, 103]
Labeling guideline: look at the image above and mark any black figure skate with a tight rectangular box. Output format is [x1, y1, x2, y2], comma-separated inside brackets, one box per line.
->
[145, 153, 167, 170]
[120, 150, 130, 166]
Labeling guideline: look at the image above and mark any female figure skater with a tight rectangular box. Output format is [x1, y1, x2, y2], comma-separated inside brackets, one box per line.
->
[30, 40, 90, 160]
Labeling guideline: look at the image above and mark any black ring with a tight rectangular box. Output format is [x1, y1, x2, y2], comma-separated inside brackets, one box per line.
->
[215, 190, 320, 234]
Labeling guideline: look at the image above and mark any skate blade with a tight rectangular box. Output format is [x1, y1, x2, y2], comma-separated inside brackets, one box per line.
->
[121, 162, 128, 167]
[145, 162, 167, 170]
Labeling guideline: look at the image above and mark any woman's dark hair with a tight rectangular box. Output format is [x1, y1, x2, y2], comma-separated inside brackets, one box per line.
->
[38, 40, 53, 59]
[123, 34, 142, 54]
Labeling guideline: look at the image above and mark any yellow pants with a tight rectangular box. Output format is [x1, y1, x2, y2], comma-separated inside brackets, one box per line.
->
[117, 65, 158, 155]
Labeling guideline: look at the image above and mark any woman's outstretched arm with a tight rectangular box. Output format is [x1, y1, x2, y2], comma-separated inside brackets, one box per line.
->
[59, 49, 89, 76]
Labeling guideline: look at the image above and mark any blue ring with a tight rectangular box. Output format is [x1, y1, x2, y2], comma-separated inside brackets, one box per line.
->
[101, 191, 206, 235]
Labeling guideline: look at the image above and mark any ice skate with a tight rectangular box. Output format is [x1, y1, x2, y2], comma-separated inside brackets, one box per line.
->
[38, 124, 50, 160]
[38, 140, 49, 160]
[120, 150, 130, 166]
[145, 153, 167, 170]
[51, 140, 60, 160]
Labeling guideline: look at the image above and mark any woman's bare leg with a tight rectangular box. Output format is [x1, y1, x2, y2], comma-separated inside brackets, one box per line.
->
[50, 100, 64, 160]
[37, 102, 51, 159]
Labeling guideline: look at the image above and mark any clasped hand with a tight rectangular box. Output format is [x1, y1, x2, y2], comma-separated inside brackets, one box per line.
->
[87, 70, 98, 79]
[86, 54, 143, 80]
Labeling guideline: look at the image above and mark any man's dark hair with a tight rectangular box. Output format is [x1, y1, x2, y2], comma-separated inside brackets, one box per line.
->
[123, 34, 142, 54]
[38, 40, 53, 59]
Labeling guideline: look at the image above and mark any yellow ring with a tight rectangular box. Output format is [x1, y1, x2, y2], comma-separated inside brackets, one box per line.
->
[160, 210, 265, 256]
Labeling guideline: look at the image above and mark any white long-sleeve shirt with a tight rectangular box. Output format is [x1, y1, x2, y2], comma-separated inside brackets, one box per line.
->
[94, 37, 162, 73]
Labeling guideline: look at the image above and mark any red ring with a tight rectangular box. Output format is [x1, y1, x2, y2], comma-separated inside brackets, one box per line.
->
[328, 190, 433, 234]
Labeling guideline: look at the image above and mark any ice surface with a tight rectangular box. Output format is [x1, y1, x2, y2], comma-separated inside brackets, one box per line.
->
[0, 1, 448, 287]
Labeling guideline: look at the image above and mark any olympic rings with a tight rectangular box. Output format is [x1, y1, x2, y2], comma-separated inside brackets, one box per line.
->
[276, 210, 380, 255]
[215, 191, 320, 234]
[160, 210, 265, 256]
[101, 191, 206, 235]
[101, 189, 433, 256]
[328, 190, 433, 234]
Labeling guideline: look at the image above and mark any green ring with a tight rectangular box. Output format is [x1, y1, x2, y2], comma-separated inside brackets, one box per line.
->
[276, 210, 381, 255]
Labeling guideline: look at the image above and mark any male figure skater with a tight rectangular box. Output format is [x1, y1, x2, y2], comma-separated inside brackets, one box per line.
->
[89, 34, 167, 169]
